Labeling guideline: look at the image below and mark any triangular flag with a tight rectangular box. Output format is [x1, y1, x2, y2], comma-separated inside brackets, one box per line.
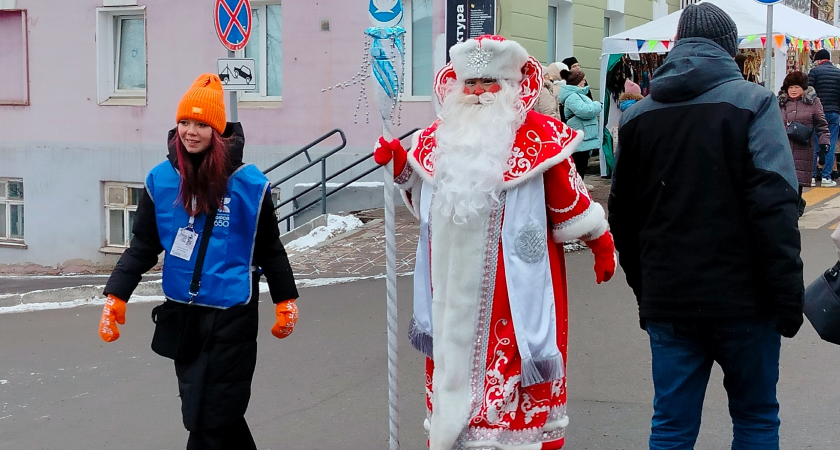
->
[662, 40, 671, 50]
[799, 39, 804, 50]
[649, 40, 658, 51]
[746, 35, 757, 42]
[637, 40, 645, 51]
[774, 35, 784, 49]
[816, 39, 822, 50]
[738, 37, 745, 45]
[760, 36, 767, 47]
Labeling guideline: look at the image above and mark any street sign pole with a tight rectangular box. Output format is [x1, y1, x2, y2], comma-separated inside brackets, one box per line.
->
[765, 4, 774, 92]
[229, 50, 238, 122]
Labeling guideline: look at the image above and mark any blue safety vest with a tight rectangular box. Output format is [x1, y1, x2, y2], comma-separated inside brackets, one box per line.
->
[146, 162, 269, 308]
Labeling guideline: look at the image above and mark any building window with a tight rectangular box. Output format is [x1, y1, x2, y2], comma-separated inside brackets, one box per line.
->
[104, 183, 143, 247]
[548, 0, 573, 64]
[0, 179, 24, 242]
[402, 0, 433, 98]
[240, 2, 282, 101]
[0, 9, 29, 105]
[96, 6, 146, 105]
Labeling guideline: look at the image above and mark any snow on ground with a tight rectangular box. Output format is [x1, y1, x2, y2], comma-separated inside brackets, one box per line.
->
[285, 214, 364, 252]
[0, 272, 413, 314]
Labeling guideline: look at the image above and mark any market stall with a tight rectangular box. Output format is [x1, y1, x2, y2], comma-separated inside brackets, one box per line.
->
[598, 0, 840, 177]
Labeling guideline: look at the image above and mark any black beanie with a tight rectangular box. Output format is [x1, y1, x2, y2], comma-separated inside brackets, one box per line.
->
[561, 56, 579, 68]
[815, 49, 831, 61]
[676, 3, 739, 57]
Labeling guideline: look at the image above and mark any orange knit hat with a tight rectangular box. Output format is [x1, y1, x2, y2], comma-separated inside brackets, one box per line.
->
[176, 74, 227, 134]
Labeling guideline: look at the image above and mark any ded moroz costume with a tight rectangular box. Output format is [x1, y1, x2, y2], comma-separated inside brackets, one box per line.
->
[374, 35, 616, 450]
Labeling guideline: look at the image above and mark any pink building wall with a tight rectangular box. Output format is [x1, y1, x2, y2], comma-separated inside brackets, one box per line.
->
[1, 0, 444, 149]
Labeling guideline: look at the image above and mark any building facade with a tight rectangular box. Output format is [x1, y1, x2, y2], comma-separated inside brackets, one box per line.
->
[0, 0, 664, 272]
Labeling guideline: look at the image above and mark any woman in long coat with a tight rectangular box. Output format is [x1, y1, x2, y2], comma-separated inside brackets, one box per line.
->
[779, 71, 831, 214]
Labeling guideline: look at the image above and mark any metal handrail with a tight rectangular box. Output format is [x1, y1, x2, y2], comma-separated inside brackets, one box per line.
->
[262, 129, 346, 177]
[267, 127, 419, 230]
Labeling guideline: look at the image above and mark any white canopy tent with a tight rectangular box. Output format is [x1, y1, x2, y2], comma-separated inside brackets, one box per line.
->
[597, 0, 840, 176]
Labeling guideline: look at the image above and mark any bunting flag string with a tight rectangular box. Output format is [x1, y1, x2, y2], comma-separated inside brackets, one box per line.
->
[774, 34, 784, 49]
[662, 40, 671, 50]
[649, 40, 658, 51]
[760, 36, 767, 47]
[637, 39, 645, 51]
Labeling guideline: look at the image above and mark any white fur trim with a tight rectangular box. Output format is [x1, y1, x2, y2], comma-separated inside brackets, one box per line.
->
[450, 38, 529, 82]
[463, 441, 543, 450]
[544, 415, 570, 431]
[551, 202, 608, 243]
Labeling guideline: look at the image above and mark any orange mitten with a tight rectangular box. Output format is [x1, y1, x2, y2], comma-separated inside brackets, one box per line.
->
[271, 299, 299, 339]
[99, 295, 127, 342]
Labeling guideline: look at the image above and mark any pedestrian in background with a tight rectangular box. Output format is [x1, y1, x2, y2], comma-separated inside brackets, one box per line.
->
[808, 49, 840, 186]
[610, 4, 803, 449]
[561, 56, 593, 100]
[779, 71, 830, 216]
[536, 65, 562, 120]
[98, 73, 299, 450]
[559, 69, 603, 181]
[546, 62, 570, 121]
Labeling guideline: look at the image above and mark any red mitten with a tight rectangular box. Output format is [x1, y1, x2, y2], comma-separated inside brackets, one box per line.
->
[99, 295, 127, 342]
[585, 231, 616, 284]
[373, 136, 407, 177]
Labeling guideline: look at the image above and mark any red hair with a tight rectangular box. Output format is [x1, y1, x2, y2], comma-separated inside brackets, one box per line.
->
[171, 130, 230, 216]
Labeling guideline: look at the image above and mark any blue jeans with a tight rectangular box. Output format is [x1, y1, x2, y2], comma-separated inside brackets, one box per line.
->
[646, 318, 781, 450]
[815, 111, 840, 179]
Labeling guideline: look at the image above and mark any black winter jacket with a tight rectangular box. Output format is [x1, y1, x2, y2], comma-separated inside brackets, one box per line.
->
[808, 60, 840, 113]
[610, 38, 803, 323]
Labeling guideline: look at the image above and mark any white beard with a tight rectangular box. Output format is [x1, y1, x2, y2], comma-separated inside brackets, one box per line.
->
[433, 79, 526, 225]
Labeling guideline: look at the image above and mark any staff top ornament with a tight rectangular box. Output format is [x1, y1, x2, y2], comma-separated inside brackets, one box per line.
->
[369, 0, 404, 27]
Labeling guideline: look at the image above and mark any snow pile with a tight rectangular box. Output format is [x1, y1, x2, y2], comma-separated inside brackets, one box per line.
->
[285, 214, 363, 252]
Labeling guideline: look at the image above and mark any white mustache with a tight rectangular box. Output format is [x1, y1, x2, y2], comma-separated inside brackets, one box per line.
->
[458, 92, 497, 105]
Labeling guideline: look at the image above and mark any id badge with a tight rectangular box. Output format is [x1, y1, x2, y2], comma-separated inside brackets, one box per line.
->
[171, 227, 199, 261]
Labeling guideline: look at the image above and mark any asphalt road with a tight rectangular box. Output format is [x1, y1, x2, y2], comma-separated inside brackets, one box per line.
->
[1, 229, 839, 449]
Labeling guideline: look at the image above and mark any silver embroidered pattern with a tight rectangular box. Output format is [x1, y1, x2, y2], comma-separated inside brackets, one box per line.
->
[394, 163, 414, 186]
[467, 191, 505, 426]
[514, 222, 547, 264]
[466, 46, 493, 72]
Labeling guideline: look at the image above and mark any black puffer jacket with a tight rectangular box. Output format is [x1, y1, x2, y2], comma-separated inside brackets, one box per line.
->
[104, 122, 298, 431]
[611, 38, 803, 324]
[808, 61, 840, 113]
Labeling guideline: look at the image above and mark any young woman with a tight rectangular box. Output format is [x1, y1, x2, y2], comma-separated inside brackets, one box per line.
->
[558, 69, 603, 180]
[98, 73, 298, 449]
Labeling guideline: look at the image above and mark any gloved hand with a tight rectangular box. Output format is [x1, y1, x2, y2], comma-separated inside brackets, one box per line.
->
[271, 299, 299, 339]
[373, 136, 407, 177]
[775, 305, 803, 338]
[584, 231, 616, 284]
[819, 144, 830, 166]
[99, 295, 126, 342]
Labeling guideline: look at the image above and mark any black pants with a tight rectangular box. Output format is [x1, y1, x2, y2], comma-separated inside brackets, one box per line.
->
[572, 150, 590, 179]
[186, 416, 257, 450]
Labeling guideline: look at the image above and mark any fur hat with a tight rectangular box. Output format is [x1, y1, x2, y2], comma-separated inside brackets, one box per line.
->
[561, 56, 579, 68]
[624, 79, 642, 95]
[176, 74, 227, 134]
[566, 69, 585, 87]
[815, 49, 831, 62]
[676, 3, 738, 57]
[781, 71, 808, 92]
[449, 35, 529, 82]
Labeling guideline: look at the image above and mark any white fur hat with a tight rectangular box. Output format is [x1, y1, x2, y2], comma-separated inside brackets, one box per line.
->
[449, 35, 530, 82]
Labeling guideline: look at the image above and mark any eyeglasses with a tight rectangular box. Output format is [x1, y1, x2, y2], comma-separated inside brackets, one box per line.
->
[465, 78, 498, 88]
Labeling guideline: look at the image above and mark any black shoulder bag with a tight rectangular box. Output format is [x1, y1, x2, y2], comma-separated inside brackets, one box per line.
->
[785, 104, 813, 146]
[804, 260, 840, 345]
[150, 210, 217, 361]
